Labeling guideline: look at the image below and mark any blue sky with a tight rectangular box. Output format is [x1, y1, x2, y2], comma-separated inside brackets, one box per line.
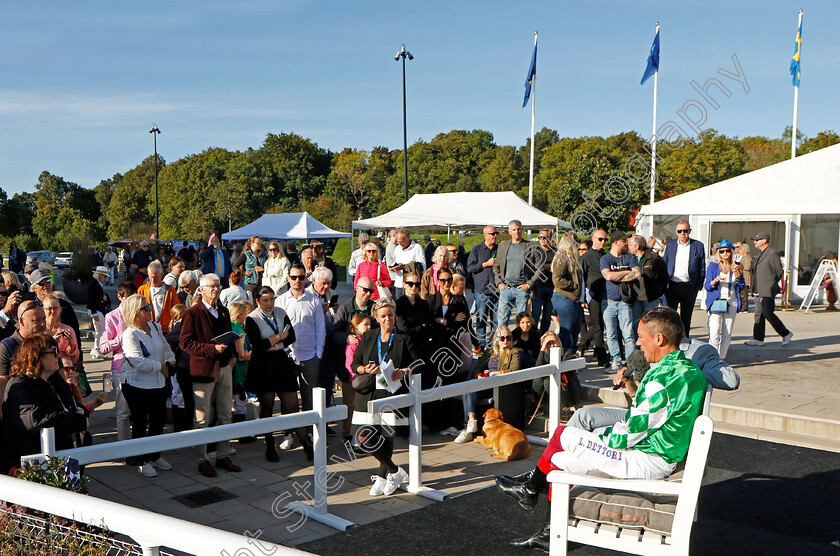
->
[1, 1, 837, 196]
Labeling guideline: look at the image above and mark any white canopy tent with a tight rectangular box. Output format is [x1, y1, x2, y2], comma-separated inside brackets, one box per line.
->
[352, 192, 570, 233]
[222, 212, 351, 241]
[636, 143, 840, 299]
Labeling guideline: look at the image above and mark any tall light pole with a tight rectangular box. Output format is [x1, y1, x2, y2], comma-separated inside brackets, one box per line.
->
[395, 44, 413, 202]
[149, 124, 161, 240]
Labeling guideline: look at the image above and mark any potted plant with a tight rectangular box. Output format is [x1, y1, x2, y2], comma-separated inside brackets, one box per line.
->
[61, 238, 96, 305]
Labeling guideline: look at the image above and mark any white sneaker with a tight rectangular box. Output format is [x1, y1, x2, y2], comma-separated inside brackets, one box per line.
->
[369, 475, 387, 496]
[781, 332, 793, 346]
[139, 463, 157, 478]
[744, 339, 765, 346]
[440, 426, 461, 437]
[453, 430, 473, 444]
[465, 418, 478, 434]
[610, 361, 622, 372]
[278, 434, 294, 451]
[230, 445, 237, 455]
[151, 457, 172, 470]
[383, 467, 408, 495]
[90, 351, 107, 360]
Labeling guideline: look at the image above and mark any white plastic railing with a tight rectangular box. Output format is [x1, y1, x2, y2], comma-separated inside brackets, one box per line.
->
[0, 474, 306, 556]
[365, 348, 583, 500]
[24, 387, 353, 532]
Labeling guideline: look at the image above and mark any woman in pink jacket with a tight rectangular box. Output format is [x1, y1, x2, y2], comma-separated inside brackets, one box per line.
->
[353, 243, 392, 301]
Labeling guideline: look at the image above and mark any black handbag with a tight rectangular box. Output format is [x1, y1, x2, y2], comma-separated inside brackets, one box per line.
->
[351, 373, 376, 395]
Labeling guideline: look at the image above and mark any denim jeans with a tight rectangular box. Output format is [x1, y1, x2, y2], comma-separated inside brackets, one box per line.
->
[552, 292, 582, 353]
[603, 299, 636, 364]
[473, 292, 497, 348]
[531, 285, 555, 332]
[632, 299, 661, 332]
[496, 286, 529, 328]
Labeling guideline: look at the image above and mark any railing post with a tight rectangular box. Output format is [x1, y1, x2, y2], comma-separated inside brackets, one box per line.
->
[548, 347, 562, 434]
[408, 373, 422, 492]
[41, 427, 56, 456]
[141, 546, 161, 556]
[312, 387, 327, 515]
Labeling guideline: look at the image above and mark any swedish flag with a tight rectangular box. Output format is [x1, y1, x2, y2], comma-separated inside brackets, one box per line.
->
[790, 20, 802, 86]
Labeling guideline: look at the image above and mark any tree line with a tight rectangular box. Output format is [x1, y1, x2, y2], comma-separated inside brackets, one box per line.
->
[0, 126, 836, 253]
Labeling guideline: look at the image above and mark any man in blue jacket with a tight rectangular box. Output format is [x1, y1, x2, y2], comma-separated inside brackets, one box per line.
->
[662, 221, 705, 337]
[201, 234, 232, 287]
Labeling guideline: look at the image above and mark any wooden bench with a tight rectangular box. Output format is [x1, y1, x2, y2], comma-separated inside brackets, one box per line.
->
[547, 415, 714, 555]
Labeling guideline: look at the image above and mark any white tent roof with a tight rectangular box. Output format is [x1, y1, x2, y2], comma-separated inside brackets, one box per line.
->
[222, 212, 351, 241]
[352, 191, 570, 230]
[638, 143, 840, 217]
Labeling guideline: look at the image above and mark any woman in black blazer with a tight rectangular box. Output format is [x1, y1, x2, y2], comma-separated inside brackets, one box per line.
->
[351, 299, 422, 497]
[395, 272, 435, 357]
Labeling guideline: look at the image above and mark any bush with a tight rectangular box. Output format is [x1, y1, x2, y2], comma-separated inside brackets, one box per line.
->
[63, 238, 96, 283]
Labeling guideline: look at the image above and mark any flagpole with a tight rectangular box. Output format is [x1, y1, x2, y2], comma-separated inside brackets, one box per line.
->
[650, 22, 659, 210]
[528, 31, 537, 206]
[791, 9, 803, 160]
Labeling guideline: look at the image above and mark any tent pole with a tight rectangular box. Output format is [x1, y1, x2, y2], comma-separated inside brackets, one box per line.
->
[447, 225, 450, 243]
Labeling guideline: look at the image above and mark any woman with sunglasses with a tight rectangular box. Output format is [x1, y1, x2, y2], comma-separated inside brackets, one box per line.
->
[353, 241, 392, 301]
[452, 326, 522, 443]
[262, 240, 290, 295]
[704, 239, 745, 358]
[420, 246, 450, 300]
[1, 334, 88, 474]
[395, 273, 435, 356]
[120, 294, 177, 478]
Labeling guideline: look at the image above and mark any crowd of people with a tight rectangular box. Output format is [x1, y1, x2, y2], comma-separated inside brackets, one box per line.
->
[0, 221, 782, 509]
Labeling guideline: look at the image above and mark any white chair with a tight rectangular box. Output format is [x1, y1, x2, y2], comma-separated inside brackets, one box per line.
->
[546, 414, 714, 555]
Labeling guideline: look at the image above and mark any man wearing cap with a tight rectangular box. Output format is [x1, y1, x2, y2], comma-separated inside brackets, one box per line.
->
[600, 231, 641, 370]
[131, 240, 155, 275]
[745, 232, 793, 347]
[0, 300, 48, 415]
[26, 269, 82, 353]
[348, 233, 369, 279]
[200, 234, 232, 287]
[662, 221, 706, 337]
[87, 266, 112, 359]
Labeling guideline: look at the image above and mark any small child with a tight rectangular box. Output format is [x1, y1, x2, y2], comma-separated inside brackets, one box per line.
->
[342, 314, 371, 441]
[229, 301, 253, 427]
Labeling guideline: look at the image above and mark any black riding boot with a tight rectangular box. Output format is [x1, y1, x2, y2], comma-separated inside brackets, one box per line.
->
[510, 504, 551, 552]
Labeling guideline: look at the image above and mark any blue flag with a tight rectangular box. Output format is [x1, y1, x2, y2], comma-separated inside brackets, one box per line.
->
[522, 41, 537, 108]
[790, 20, 802, 86]
[640, 29, 660, 85]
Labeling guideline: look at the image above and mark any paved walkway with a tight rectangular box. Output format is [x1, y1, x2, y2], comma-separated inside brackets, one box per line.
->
[65, 283, 839, 550]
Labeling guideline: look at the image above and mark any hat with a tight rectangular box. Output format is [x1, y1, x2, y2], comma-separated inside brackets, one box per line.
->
[610, 231, 632, 243]
[424, 234, 431, 241]
[751, 232, 770, 242]
[29, 269, 51, 285]
[717, 239, 733, 251]
[93, 265, 110, 277]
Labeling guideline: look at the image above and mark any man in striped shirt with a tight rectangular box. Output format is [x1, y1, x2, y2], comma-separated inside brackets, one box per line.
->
[496, 307, 707, 549]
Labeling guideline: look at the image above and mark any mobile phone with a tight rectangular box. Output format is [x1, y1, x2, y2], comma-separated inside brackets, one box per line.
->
[330, 295, 339, 307]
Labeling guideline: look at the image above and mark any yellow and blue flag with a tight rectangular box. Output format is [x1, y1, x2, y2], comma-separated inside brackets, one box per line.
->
[641, 29, 660, 85]
[522, 41, 537, 108]
[790, 20, 802, 86]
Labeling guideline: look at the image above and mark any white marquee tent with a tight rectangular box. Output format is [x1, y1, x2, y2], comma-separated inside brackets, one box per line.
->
[352, 191, 570, 232]
[222, 212, 351, 241]
[636, 143, 840, 299]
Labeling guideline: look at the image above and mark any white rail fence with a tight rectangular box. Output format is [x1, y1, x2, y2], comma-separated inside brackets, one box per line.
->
[0, 474, 306, 556]
[366, 348, 583, 501]
[22, 387, 353, 532]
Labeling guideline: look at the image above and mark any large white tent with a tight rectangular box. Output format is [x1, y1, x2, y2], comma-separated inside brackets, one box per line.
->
[636, 143, 840, 299]
[352, 191, 570, 232]
[222, 212, 351, 241]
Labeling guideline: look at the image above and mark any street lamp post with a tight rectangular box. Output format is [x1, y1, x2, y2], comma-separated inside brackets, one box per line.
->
[149, 124, 161, 240]
[395, 44, 413, 202]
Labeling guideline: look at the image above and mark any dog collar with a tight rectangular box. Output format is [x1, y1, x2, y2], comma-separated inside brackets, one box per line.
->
[484, 417, 501, 423]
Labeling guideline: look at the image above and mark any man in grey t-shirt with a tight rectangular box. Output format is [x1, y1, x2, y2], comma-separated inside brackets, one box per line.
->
[493, 220, 539, 328]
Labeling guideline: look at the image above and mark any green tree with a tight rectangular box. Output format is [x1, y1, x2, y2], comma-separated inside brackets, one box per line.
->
[798, 130, 840, 155]
[657, 129, 747, 196]
[740, 135, 787, 172]
[256, 133, 331, 211]
[32, 172, 104, 250]
[107, 155, 163, 239]
[94, 172, 122, 233]
[297, 195, 354, 233]
[478, 145, 527, 198]
[0, 192, 37, 239]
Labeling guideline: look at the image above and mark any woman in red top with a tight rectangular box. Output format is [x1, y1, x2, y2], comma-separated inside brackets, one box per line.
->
[353, 243, 392, 301]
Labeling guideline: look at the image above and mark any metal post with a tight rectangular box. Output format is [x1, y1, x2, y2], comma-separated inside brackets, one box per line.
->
[312, 387, 327, 515]
[548, 347, 562, 434]
[408, 373, 422, 493]
[402, 54, 408, 202]
[41, 427, 56, 456]
[150, 124, 161, 240]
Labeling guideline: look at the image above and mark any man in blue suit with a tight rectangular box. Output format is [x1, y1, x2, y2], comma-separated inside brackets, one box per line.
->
[201, 234, 232, 287]
[662, 221, 706, 337]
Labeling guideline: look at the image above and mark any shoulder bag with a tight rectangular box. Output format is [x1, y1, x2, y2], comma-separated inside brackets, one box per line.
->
[376, 264, 393, 300]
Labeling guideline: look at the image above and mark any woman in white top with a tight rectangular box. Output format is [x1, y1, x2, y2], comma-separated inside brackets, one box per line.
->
[219, 269, 253, 307]
[120, 294, 177, 478]
[262, 240, 291, 294]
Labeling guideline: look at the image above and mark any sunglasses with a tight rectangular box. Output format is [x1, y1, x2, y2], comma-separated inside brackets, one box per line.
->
[438, 278, 452, 283]
[719, 249, 732, 253]
[269, 248, 278, 252]
[360, 286, 375, 293]
[289, 275, 306, 280]
[539, 235, 550, 241]
[578, 247, 588, 251]
[141, 305, 152, 312]
[365, 249, 378, 253]
[44, 347, 59, 356]
[498, 335, 512, 342]
[486, 231, 499, 236]
[447, 249, 457, 253]
[593, 237, 606, 241]
[404, 280, 420, 287]
[677, 229, 690, 234]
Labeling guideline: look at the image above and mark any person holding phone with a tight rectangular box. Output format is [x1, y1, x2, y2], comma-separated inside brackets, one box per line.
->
[704, 240, 745, 358]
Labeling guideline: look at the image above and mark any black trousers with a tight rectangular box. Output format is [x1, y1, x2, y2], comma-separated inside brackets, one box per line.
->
[121, 383, 168, 464]
[576, 297, 606, 352]
[753, 296, 790, 341]
[665, 281, 699, 337]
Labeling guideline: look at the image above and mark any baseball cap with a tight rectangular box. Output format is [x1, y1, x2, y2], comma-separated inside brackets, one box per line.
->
[30, 269, 51, 285]
[751, 232, 770, 242]
[610, 231, 632, 243]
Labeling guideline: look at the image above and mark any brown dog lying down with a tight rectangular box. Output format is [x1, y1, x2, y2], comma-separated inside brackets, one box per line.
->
[474, 408, 531, 461]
